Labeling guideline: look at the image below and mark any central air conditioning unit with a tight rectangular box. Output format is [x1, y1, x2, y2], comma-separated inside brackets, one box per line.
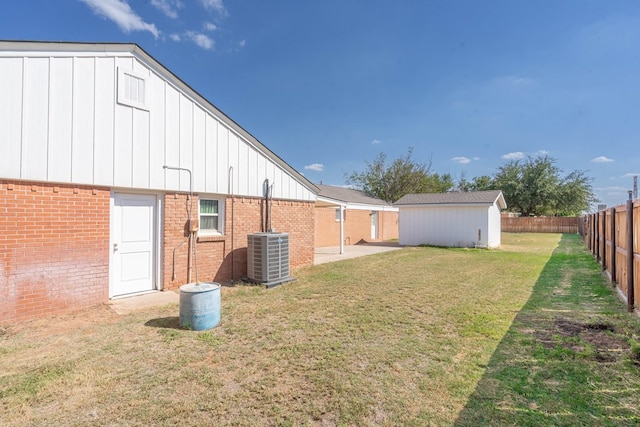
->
[247, 232, 292, 288]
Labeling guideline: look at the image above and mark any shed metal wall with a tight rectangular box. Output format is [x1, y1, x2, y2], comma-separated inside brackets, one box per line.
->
[487, 203, 502, 247]
[0, 49, 314, 202]
[399, 205, 497, 247]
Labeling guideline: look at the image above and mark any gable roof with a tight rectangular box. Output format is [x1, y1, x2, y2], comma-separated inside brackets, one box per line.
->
[395, 190, 507, 209]
[0, 40, 318, 195]
[315, 184, 397, 211]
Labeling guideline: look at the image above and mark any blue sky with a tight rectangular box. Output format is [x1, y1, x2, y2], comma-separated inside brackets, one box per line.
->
[2, 0, 639, 209]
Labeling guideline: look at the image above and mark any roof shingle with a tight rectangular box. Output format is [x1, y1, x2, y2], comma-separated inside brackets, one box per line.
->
[316, 184, 392, 206]
[394, 190, 505, 206]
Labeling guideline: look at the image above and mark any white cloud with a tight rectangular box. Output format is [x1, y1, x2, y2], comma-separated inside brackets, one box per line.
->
[151, 0, 183, 19]
[623, 173, 640, 178]
[305, 163, 324, 172]
[203, 21, 217, 31]
[452, 156, 471, 164]
[185, 31, 214, 50]
[591, 156, 614, 163]
[79, 0, 159, 38]
[501, 151, 525, 160]
[371, 139, 382, 145]
[239, 40, 246, 47]
[169, 33, 181, 42]
[201, 0, 228, 16]
[504, 75, 535, 87]
[596, 186, 627, 192]
[537, 150, 549, 155]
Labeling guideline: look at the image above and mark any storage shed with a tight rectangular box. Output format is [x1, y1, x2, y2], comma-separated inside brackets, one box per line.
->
[0, 41, 318, 322]
[395, 190, 506, 248]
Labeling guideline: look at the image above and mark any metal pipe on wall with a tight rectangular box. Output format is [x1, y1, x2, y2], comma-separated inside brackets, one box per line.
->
[229, 166, 234, 283]
[163, 165, 196, 283]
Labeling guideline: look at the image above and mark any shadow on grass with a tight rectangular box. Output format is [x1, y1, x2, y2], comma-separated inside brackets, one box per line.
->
[145, 317, 181, 329]
[454, 234, 640, 427]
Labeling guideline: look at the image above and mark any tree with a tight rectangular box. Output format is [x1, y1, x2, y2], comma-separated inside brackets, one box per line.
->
[468, 175, 494, 192]
[554, 170, 599, 216]
[493, 154, 596, 216]
[345, 148, 453, 203]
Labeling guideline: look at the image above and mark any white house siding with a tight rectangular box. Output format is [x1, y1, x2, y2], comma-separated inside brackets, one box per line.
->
[399, 205, 491, 247]
[487, 203, 502, 248]
[0, 46, 314, 202]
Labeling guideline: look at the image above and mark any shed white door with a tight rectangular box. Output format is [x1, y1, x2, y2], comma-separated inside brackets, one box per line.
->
[112, 193, 156, 297]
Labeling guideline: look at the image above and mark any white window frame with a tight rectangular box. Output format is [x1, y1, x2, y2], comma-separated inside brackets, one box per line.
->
[117, 67, 149, 111]
[198, 196, 225, 236]
[335, 207, 346, 222]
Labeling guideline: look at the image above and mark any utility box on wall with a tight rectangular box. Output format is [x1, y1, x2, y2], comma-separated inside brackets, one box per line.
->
[247, 232, 291, 288]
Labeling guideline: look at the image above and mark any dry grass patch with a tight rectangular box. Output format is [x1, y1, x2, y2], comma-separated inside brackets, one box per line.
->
[3, 233, 566, 426]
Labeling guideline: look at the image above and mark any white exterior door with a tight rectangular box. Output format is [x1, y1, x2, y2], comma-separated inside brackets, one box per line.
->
[112, 193, 156, 297]
[371, 211, 379, 240]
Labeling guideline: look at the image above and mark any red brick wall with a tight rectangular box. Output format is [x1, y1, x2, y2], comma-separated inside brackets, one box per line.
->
[315, 207, 398, 247]
[163, 194, 315, 290]
[0, 180, 110, 323]
[380, 211, 399, 241]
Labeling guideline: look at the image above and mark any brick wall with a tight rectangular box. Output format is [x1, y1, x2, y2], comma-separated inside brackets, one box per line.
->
[379, 211, 399, 241]
[315, 206, 398, 247]
[0, 180, 110, 323]
[163, 194, 315, 290]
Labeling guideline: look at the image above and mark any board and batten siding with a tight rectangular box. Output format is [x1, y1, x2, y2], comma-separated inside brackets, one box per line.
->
[399, 205, 494, 247]
[0, 49, 314, 201]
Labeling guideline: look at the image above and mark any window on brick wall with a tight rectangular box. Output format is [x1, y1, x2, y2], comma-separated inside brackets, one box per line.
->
[199, 197, 225, 235]
[335, 208, 346, 221]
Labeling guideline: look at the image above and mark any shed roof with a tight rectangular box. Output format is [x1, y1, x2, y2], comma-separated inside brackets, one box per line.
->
[395, 190, 506, 209]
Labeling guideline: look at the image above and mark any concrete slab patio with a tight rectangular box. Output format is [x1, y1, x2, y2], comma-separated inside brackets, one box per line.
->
[314, 241, 403, 265]
[109, 291, 179, 315]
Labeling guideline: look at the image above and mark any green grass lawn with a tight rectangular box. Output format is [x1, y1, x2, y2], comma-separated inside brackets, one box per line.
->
[1, 233, 639, 426]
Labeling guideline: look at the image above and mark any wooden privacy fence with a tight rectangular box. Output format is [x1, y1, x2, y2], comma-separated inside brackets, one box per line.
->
[502, 216, 579, 233]
[582, 198, 640, 313]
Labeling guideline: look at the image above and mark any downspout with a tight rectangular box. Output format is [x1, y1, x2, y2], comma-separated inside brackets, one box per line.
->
[339, 204, 345, 254]
[163, 165, 196, 284]
[229, 166, 234, 283]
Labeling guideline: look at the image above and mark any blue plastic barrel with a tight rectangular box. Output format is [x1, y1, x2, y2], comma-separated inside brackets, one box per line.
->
[179, 282, 221, 331]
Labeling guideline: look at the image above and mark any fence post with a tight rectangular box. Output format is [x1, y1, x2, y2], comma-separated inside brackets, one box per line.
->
[627, 191, 634, 312]
[592, 213, 597, 255]
[611, 207, 616, 284]
[601, 210, 607, 271]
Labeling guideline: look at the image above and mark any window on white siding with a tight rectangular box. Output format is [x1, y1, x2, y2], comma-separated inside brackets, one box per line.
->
[199, 198, 225, 235]
[117, 67, 149, 110]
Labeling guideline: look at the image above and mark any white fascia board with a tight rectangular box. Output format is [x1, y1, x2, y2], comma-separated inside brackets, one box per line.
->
[495, 192, 508, 209]
[397, 203, 492, 209]
[346, 203, 398, 212]
[316, 197, 397, 212]
[316, 196, 346, 207]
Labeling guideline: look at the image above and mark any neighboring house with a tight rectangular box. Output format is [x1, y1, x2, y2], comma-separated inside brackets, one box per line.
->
[0, 41, 318, 323]
[395, 190, 506, 248]
[315, 184, 398, 253]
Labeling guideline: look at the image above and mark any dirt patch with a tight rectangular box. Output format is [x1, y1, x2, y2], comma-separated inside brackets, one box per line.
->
[533, 317, 628, 363]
